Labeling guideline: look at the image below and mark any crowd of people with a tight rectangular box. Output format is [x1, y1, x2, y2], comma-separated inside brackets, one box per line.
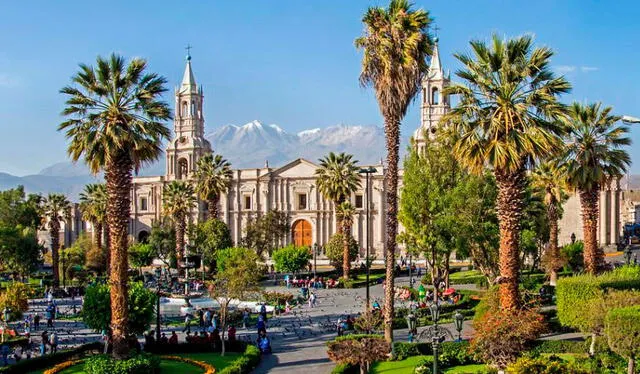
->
[283, 275, 340, 289]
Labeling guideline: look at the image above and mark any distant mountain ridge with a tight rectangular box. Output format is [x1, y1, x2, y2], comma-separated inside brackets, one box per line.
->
[3, 120, 638, 200]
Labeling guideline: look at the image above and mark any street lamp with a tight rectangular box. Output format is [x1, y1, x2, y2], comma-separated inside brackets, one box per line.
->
[624, 245, 633, 265]
[313, 243, 319, 278]
[454, 310, 464, 342]
[359, 166, 377, 311]
[429, 302, 442, 374]
[156, 284, 161, 341]
[406, 312, 417, 342]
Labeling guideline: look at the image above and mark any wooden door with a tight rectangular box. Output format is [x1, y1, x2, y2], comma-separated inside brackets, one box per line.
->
[292, 220, 312, 247]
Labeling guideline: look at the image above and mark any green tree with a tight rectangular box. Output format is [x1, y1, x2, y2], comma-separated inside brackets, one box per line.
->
[519, 185, 550, 273]
[325, 233, 359, 273]
[79, 183, 107, 251]
[149, 220, 176, 269]
[315, 152, 361, 280]
[531, 162, 569, 285]
[59, 53, 171, 358]
[562, 102, 631, 274]
[189, 218, 232, 273]
[210, 247, 261, 356]
[41, 193, 71, 288]
[128, 243, 155, 274]
[272, 245, 312, 274]
[399, 143, 465, 291]
[61, 233, 89, 284]
[605, 305, 640, 374]
[241, 210, 289, 257]
[0, 283, 32, 321]
[0, 186, 42, 230]
[355, 0, 433, 342]
[0, 225, 43, 277]
[162, 181, 196, 269]
[82, 282, 157, 336]
[442, 35, 571, 310]
[194, 153, 233, 219]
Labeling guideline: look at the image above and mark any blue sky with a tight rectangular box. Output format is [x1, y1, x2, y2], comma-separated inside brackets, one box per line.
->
[1, 0, 639, 175]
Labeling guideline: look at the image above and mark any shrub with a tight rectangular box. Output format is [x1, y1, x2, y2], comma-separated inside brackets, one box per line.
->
[604, 305, 640, 373]
[507, 355, 590, 374]
[560, 241, 584, 272]
[327, 334, 390, 373]
[82, 281, 157, 335]
[469, 308, 546, 368]
[272, 245, 312, 274]
[0, 342, 102, 374]
[530, 340, 588, 355]
[218, 344, 261, 374]
[332, 362, 359, 374]
[262, 291, 294, 306]
[84, 353, 160, 374]
[324, 233, 359, 272]
[413, 356, 434, 374]
[0, 282, 31, 321]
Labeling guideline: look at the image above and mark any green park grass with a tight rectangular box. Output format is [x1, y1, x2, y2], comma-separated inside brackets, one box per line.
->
[30, 352, 240, 374]
[443, 364, 488, 373]
[370, 356, 488, 374]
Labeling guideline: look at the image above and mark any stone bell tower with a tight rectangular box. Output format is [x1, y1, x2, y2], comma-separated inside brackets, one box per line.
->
[166, 51, 212, 181]
[413, 38, 451, 153]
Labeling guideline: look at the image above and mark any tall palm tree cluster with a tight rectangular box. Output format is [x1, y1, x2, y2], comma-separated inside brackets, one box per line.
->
[355, 0, 631, 341]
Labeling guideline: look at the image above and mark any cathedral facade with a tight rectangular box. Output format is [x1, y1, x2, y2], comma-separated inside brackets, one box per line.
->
[48, 39, 625, 256]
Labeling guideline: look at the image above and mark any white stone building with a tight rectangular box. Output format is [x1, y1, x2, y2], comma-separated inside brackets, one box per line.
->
[53, 39, 629, 255]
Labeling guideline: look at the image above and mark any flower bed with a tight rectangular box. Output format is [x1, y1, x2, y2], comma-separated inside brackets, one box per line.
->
[43, 359, 82, 374]
[161, 355, 216, 373]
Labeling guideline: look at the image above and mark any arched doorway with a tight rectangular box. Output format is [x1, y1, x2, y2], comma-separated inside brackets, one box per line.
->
[292, 220, 312, 247]
[137, 230, 150, 244]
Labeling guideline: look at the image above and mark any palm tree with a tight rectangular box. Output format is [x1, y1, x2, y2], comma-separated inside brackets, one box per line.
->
[59, 54, 171, 358]
[163, 180, 197, 269]
[562, 102, 630, 274]
[355, 0, 432, 341]
[531, 162, 568, 285]
[79, 183, 107, 250]
[194, 153, 233, 219]
[315, 152, 361, 280]
[442, 35, 571, 310]
[41, 193, 71, 288]
[336, 201, 356, 279]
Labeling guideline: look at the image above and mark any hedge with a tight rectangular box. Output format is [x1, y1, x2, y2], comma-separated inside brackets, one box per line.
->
[556, 266, 640, 330]
[217, 344, 261, 374]
[604, 305, 640, 362]
[0, 342, 102, 373]
[529, 340, 589, 355]
[392, 341, 474, 362]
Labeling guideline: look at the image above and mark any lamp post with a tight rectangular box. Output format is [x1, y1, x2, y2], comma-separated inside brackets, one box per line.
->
[406, 312, 417, 342]
[313, 243, 319, 278]
[61, 251, 66, 288]
[408, 253, 414, 288]
[359, 166, 377, 311]
[454, 310, 464, 342]
[624, 245, 633, 265]
[156, 284, 161, 341]
[429, 302, 441, 374]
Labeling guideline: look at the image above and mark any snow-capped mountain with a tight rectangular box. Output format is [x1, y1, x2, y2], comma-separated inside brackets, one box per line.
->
[1, 121, 410, 199]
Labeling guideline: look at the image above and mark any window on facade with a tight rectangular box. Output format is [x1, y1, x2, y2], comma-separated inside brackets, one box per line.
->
[182, 101, 188, 116]
[355, 194, 364, 209]
[432, 88, 440, 105]
[140, 197, 148, 211]
[191, 100, 195, 116]
[298, 193, 307, 210]
[244, 195, 252, 210]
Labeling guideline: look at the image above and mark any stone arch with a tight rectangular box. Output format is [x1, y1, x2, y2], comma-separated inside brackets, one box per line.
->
[292, 219, 312, 247]
[137, 230, 150, 244]
[431, 87, 440, 105]
[177, 158, 188, 180]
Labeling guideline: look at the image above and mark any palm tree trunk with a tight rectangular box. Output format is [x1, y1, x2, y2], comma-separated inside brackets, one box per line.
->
[94, 221, 103, 250]
[176, 214, 185, 275]
[580, 188, 601, 274]
[495, 168, 525, 310]
[547, 206, 559, 286]
[104, 223, 111, 274]
[49, 220, 60, 288]
[105, 152, 133, 360]
[627, 357, 635, 374]
[383, 116, 400, 343]
[208, 196, 219, 220]
[342, 221, 351, 280]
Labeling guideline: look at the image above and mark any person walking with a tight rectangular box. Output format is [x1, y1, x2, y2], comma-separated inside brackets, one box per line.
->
[183, 314, 192, 334]
[309, 292, 317, 308]
[49, 331, 58, 354]
[242, 309, 249, 329]
[33, 313, 40, 331]
[40, 331, 48, 355]
[197, 309, 204, 329]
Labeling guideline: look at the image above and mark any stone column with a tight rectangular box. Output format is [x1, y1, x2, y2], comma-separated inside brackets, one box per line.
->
[610, 179, 621, 245]
[599, 187, 609, 246]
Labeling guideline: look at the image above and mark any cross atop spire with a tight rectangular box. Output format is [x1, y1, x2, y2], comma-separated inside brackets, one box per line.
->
[185, 44, 192, 61]
[433, 25, 440, 40]
[428, 35, 444, 80]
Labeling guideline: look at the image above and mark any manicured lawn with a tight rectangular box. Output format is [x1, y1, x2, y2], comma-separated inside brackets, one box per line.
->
[444, 364, 488, 373]
[449, 270, 482, 280]
[370, 355, 430, 373]
[31, 352, 241, 374]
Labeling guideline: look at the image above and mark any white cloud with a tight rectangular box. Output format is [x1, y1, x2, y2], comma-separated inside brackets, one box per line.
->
[555, 65, 577, 73]
[580, 66, 599, 72]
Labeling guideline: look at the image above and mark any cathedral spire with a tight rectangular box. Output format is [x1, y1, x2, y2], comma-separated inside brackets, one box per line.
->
[181, 46, 197, 93]
[428, 38, 444, 80]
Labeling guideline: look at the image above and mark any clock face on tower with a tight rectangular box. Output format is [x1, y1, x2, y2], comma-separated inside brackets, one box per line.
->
[179, 136, 186, 144]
